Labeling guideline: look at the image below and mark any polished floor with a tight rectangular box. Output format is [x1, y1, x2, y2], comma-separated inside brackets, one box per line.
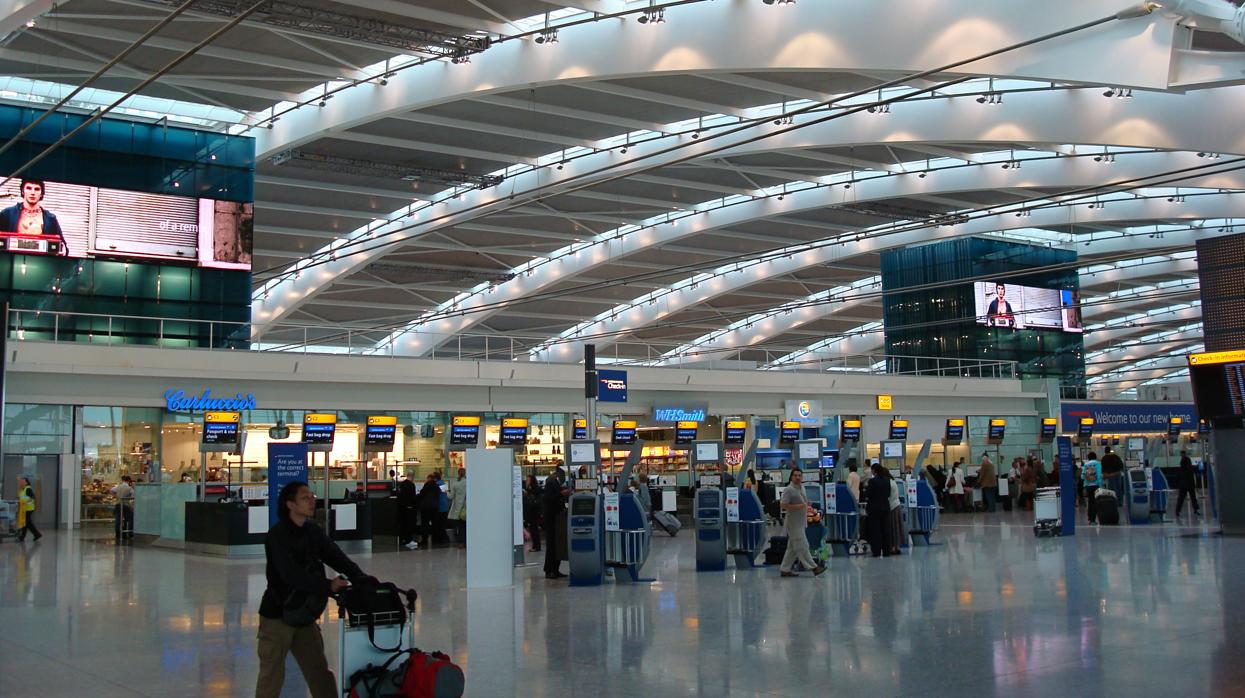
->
[0, 508, 1234, 697]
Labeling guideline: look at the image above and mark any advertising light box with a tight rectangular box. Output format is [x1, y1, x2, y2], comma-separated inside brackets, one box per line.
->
[974, 281, 1082, 332]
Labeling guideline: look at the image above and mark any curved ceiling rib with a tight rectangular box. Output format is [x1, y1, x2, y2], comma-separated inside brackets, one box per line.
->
[249, 54, 1245, 335]
[516, 170, 1242, 363]
[251, 0, 1184, 156]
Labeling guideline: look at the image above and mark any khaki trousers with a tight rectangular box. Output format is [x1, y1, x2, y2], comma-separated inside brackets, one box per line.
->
[254, 615, 338, 698]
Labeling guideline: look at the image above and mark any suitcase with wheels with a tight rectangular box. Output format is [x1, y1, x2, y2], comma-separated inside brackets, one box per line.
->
[762, 535, 788, 565]
[652, 510, 681, 537]
[1095, 489, 1120, 525]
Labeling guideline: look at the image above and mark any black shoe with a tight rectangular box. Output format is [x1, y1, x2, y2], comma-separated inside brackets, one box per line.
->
[813, 564, 827, 576]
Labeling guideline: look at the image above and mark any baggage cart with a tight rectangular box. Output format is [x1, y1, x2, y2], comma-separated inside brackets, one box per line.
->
[1033, 487, 1061, 537]
[336, 592, 416, 696]
[0, 500, 17, 541]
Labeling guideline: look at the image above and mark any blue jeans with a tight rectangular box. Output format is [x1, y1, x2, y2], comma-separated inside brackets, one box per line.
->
[1104, 474, 1124, 504]
[982, 487, 998, 513]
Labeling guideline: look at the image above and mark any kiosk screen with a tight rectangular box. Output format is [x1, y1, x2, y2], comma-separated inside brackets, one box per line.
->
[988, 419, 1006, 440]
[889, 420, 908, 440]
[695, 441, 721, 463]
[573, 418, 589, 440]
[612, 420, 638, 445]
[819, 450, 838, 469]
[840, 419, 862, 442]
[500, 418, 529, 446]
[675, 421, 698, 444]
[1127, 437, 1145, 452]
[724, 419, 747, 444]
[449, 415, 481, 446]
[569, 442, 597, 465]
[572, 498, 596, 515]
[202, 411, 240, 445]
[779, 420, 801, 444]
[945, 419, 965, 443]
[881, 441, 904, 459]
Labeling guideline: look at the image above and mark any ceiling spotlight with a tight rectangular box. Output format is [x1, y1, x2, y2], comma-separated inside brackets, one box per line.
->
[638, 7, 665, 23]
[556, 162, 564, 170]
[692, 131, 701, 139]
[976, 94, 988, 104]
[918, 171, 927, 178]
[535, 28, 558, 44]
[1103, 88, 1116, 98]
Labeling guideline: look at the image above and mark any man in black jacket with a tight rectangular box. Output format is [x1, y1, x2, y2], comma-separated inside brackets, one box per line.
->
[1100, 447, 1126, 505]
[543, 467, 568, 579]
[396, 475, 419, 550]
[256, 481, 370, 698]
[1175, 450, 1202, 517]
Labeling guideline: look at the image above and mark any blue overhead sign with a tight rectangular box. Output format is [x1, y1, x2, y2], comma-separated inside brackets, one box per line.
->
[598, 369, 628, 403]
[1060, 401, 1196, 433]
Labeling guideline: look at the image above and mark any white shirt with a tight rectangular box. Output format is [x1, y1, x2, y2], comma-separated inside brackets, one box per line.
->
[111, 482, 135, 501]
[947, 466, 965, 495]
[887, 479, 901, 510]
[846, 471, 861, 501]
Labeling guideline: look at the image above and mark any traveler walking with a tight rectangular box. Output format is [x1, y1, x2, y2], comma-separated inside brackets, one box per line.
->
[1100, 447, 1126, 504]
[15, 475, 41, 542]
[1174, 450, 1202, 517]
[255, 481, 371, 698]
[864, 464, 891, 557]
[543, 468, 569, 579]
[448, 467, 467, 548]
[778, 469, 826, 577]
[1082, 452, 1102, 524]
[978, 453, 998, 513]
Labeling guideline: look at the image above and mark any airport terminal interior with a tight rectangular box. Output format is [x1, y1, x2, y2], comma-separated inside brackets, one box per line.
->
[1, 1, 1245, 696]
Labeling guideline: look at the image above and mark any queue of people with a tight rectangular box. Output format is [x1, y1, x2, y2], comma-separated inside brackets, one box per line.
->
[395, 468, 467, 550]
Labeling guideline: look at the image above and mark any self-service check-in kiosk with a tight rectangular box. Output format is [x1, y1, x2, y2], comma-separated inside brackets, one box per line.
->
[725, 440, 766, 568]
[604, 443, 653, 583]
[1127, 467, 1151, 525]
[906, 439, 941, 545]
[566, 439, 605, 586]
[693, 440, 727, 572]
[794, 439, 827, 560]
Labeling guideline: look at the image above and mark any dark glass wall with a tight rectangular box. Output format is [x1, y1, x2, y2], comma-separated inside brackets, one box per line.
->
[0, 105, 254, 346]
[880, 237, 1085, 388]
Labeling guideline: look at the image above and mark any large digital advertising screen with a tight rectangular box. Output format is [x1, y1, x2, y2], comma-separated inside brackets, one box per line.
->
[0, 177, 252, 269]
[973, 281, 1082, 332]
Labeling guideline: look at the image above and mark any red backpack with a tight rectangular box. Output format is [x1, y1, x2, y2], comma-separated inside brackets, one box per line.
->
[349, 648, 464, 698]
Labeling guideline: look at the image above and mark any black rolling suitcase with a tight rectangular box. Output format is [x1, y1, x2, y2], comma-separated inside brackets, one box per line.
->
[652, 510, 681, 536]
[1096, 489, 1120, 525]
[763, 536, 788, 565]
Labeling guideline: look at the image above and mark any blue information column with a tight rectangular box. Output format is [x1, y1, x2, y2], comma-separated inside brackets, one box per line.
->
[268, 442, 309, 526]
[1056, 436, 1076, 536]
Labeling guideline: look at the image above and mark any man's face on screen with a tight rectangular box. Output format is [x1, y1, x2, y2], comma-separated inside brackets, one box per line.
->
[21, 182, 43, 207]
[996, 284, 1006, 300]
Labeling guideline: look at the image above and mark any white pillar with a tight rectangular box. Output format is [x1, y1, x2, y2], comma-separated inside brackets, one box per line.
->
[465, 448, 515, 589]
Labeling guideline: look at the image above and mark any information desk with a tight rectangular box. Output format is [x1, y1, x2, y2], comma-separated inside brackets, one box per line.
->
[184, 501, 269, 557]
[318, 499, 372, 554]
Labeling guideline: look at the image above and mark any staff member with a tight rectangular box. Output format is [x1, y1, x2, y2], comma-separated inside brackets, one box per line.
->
[15, 475, 41, 542]
[0, 179, 67, 254]
[256, 481, 371, 698]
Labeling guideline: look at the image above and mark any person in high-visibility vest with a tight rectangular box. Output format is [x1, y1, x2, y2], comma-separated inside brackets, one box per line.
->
[16, 475, 42, 542]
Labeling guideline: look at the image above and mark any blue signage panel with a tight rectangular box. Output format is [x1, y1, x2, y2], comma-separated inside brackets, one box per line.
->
[165, 388, 256, 412]
[598, 369, 628, 403]
[1060, 401, 1197, 433]
[1056, 436, 1076, 537]
[651, 405, 707, 423]
[268, 442, 309, 526]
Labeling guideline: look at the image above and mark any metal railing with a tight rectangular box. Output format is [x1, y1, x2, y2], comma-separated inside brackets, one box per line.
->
[6, 308, 1018, 379]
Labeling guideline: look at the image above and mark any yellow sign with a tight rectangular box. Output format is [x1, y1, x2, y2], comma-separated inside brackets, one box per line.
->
[1042, 417, 1058, 426]
[502, 418, 529, 428]
[676, 420, 699, 429]
[1189, 349, 1245, 366]
[368, 415, 399, 426]
[303, 413, 337, 425]
[891, 419, 909, 428]
[725, 419, 747, 430]
[876, 395, 893, 411]
[990, 418, 1007, 427]
[1170, 416, 1183, 425]
[573, 418, 588, 429]
[1080, 417, 1095, 426]
[781, 420, 802, 431]
[948, 418, 966, 427]
[614, 420, 638, 429]
[452, 415, 481, 427]
[842, 419, 862, 429]
[205, 411, 240, 423]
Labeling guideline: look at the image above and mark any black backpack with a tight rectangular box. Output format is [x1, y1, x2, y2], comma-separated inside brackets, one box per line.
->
[337, 579, 418, 651]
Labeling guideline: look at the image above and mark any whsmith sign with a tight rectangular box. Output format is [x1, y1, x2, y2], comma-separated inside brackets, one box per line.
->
[164, 389, 257, 413]
[1060, 401, 1196, 434]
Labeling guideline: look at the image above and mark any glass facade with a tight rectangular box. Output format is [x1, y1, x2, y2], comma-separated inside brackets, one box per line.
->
[881, 237, 1085, 389]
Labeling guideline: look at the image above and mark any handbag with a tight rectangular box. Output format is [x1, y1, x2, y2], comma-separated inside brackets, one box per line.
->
[337, 579, 417, 652]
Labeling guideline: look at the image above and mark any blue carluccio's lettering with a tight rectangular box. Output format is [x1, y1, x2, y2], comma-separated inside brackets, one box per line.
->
[164, 388, 257, 413]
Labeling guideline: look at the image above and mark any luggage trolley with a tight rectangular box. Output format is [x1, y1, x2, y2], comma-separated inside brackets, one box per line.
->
[336, 591, 416, 695]
[0, 500, 17, 541]
[1033, 486, 1061, 537]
